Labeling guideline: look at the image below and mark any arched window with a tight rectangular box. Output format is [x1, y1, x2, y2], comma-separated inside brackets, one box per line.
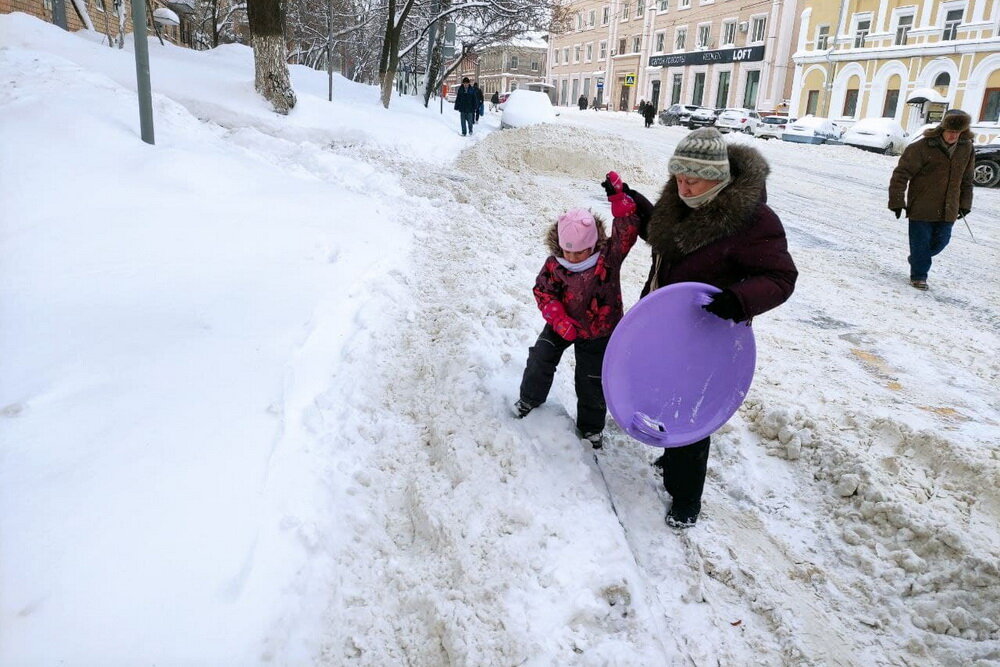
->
[934, 72, 951, 88]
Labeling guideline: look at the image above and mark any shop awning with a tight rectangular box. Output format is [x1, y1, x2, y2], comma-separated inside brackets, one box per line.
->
[906, 87, 947, 104]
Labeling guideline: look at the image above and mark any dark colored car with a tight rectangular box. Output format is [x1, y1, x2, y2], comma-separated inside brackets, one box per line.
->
[973, 143, 1000, 187]
[659, 104, 701, 126]
[687, 106, 719, 129]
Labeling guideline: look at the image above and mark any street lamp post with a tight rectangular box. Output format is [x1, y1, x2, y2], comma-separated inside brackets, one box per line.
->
[131, 0, 155, 144]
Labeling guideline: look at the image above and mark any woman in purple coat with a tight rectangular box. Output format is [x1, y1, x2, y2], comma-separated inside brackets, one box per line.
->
[625, 127, 798, 528]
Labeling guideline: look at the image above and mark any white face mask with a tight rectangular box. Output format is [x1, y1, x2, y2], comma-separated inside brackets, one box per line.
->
[678, 176, 731, 208]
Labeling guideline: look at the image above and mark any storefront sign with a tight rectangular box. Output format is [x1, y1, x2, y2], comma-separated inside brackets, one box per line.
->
[649, 45, 765, 68]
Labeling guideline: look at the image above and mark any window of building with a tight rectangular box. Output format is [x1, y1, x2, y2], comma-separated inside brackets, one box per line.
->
[895, 13, 913, 45]
[633, 36, 641, 52]
[637, 0, 646, 16]
[716, 71, 730, 108]
[554, 50, 560, 65]
[602, 6, 610, 25]
[675, 27, 687, 50]
[680, 0, 690, 8]
[981, 88, 1000, 122]
[589, 10, 596, 26]
[806, 90, 820, 115]
[943, 8, 964, 41]
[575, 45, 582, 62]
[531, 59, 539, 71]
[622, 2, 630, 20]
[655, 32, 665, 52]
[934, 72, 951, 88]
[743, 69, 759, 108]
[843, 88, 859, 117]
[586, 43, 593, 60]
[599, 40, 608, 58]
[750, 16, 766, 42]
[577, 13, 583, 30]
[697, 24, 710, 48]
[722, 20, 736, 45]
[659, 0, 668, 10]
[511, 55, 519, 69]
[854, 17, 871, 48]
[671, 73, 682, 103]
[882, 89, 899, 117]
[816, 25, 830, 49]
[691, 72, 705, 105]
[563, 47, 570, 62]
[96, 0, 106, 12]
[619, 37, 627, 54]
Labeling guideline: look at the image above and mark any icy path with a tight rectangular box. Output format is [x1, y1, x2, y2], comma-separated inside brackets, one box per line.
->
[308, 115, 999, 665]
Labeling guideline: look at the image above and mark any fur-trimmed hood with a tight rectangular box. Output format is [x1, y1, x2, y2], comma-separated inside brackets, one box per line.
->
[545, 212, 609, 257]
[646, 143, 770, 260]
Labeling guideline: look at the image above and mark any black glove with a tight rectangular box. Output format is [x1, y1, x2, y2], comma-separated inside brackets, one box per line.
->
[959, 208, 970, 217]
[892, 208, 903, 219]
[703, 289, 746, 322]
[601, 177, 624, 197]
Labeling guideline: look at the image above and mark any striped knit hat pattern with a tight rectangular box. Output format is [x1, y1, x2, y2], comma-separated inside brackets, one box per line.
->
[668, 128, 731, 181]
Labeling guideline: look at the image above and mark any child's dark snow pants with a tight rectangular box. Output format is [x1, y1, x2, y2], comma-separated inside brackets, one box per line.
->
[519, 324, 608, 436]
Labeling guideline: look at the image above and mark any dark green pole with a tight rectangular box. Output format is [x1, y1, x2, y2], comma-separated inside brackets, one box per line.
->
[130, 0, 155, 144]
[51, 0, 68, 29]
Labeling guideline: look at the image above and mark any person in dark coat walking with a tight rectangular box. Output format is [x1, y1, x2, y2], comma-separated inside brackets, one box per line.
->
[454, 77, 477, 135]
[490, 90, 500, 111]
[514, 174, 642, 450]
[888, 109, 975, 290]
[473, 82, 485, 122]
[643, 102, 656, 128]
[578, 94, 588, 110]
[622, 127, 798, 528]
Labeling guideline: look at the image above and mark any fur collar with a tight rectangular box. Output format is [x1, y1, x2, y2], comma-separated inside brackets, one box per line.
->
[647, 143, 769, 260]
[545, 213, 608, 257]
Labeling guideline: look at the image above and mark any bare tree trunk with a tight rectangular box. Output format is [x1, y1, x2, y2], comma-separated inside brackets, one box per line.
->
[247, 0, 296, 114]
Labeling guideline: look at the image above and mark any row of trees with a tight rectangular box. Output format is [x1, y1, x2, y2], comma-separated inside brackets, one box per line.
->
[246, 0, 566, 113]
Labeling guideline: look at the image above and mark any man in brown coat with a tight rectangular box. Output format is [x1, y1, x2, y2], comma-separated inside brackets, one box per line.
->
[888, 109, 975, 290]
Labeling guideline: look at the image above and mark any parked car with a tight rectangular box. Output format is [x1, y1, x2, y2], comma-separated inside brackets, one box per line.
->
[754, 115, 794, 140]
[500, 89, 558, 129]
[974, 144, 1000, 187]
[782, 115, 840, 145]
[841, 118, 909, 155]
[687, 106, 718, 129]
[659, 104, 701, 126]
[716, 108, 762, 134]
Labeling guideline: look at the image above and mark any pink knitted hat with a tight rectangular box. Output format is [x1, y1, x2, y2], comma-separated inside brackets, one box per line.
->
[557, 208, 598, 252]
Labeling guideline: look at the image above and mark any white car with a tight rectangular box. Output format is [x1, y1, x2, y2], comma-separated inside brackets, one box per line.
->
[754, 115, 794, 140]
[782, 115, 840, 145]
[906, 123, 937, 145]
[500, 90, 558, 129]
[842, 118, 909, 155]
[715, 108, 761, 134]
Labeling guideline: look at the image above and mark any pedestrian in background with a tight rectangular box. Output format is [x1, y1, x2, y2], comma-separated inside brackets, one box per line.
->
[643, 103, 656, 128]
[578, 94, 588, 110]
[888, 109, 975, 290]
[473, 82, 485, 122]
[454, 77, 477, 136]
[490, 90, 500, 112]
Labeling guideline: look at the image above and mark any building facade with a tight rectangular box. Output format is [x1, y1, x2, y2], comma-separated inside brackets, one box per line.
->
[445, 43, 549, 97]
[546, 0, 801, 113]
[790, 0, 1000, 142]
[2, 0, 196, 47]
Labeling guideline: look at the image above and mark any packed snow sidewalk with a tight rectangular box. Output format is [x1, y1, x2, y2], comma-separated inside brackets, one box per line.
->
[2, 13, 999, 666]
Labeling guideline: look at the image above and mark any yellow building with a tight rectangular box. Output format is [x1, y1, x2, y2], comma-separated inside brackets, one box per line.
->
[790, 0, 1000, 143]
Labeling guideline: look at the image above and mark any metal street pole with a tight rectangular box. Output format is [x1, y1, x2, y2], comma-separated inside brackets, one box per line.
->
[131, 0, 155, 144]
[51, 0, 68, 29]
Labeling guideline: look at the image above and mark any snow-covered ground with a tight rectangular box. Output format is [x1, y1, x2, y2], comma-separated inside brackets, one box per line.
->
[2, 13, 999, 666]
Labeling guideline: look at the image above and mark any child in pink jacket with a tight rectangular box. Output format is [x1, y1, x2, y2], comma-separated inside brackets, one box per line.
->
[513, 172, 640, 449]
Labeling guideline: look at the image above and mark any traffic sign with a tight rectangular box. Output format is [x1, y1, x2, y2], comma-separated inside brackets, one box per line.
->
[624, 73, 636, 86]
[597, 82, 604, 89]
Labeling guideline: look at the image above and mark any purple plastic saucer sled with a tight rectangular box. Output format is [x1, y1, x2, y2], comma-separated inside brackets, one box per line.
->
[602, 282, 756, 448]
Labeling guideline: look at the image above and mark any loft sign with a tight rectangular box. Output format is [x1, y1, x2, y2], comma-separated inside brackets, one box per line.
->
[648, 44, 765, 68]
